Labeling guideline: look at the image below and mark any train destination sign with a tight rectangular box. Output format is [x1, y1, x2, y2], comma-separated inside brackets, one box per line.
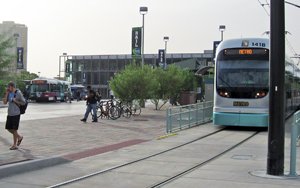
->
[224, 48, 268, 56]
[239, 49, 253, 55]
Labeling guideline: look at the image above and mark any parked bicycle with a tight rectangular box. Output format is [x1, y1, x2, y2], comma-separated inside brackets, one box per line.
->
[91, 99, 142, 120]
[91, 99, 120, 120]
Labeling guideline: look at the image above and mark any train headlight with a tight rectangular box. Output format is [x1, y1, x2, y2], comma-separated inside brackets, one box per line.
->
[256, 91, 266, 98]
[219, 91, 230, 98]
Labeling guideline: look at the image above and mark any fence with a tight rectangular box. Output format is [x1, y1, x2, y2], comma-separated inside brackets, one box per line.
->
[166, 101, 213, 133]
[289, 110, 300, 177]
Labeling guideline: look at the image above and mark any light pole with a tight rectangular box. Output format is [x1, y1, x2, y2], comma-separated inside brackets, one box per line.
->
[163, 36, 169, 69]
[140, 6, 148, 68]
[59, 52, 68, 79]
[219, 25, 226, 41]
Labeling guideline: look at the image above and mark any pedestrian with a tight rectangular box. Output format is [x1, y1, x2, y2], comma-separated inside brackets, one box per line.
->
[80, 86, 98, 123]
[109, 89, 114, 100]
[76, 90, 81, 102]
[96, 89, 102, 103]
[67, 88, 72, 103]
[2, 81, 26, 150]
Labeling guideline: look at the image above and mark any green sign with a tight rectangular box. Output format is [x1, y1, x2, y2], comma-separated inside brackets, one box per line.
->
[132, 27, 142, 57]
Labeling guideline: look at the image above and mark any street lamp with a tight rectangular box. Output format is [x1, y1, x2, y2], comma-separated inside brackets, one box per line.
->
[163, 36, 169, 69]
[140, 6, 148, 68]
[59, 53, 68, 79]
[219, 25, 226, 41]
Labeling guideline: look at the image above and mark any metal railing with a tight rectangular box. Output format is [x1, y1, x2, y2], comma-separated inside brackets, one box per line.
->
[166, 101, 213, 133]
[289, 110, 300, 177]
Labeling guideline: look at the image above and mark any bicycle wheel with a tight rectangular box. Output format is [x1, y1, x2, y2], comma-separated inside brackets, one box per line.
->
[109, 106, 120, 120]
[124, 107, 132, 118]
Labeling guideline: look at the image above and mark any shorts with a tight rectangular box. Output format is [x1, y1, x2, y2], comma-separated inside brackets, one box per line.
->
[5, 115, 21, 130]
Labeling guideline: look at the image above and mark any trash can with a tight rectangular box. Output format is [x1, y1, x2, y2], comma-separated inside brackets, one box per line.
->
[179, 91, 196, 105]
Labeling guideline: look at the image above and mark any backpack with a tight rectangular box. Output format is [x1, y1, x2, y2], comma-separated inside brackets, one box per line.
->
[15, 90, 28, 115]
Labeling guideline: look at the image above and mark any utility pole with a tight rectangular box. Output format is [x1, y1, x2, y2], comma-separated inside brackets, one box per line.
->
[267, 0, 285, 176]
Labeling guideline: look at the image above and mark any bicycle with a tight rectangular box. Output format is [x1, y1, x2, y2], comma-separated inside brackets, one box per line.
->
[117, 102, 132, 119]
[91, 99, 120, 120]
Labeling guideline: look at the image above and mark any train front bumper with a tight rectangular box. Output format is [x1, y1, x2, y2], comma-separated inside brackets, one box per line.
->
[213, 112, 268, 127]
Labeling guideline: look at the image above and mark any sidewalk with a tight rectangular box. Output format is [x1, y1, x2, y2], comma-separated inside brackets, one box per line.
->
[0, 106, 166, 168]
[0, 122, 299, 187]
[0, 101, 7, 108]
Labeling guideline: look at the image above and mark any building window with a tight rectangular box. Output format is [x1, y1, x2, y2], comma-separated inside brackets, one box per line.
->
[100, 59, 109, 70]
[92, 60, 99, 71]
[100, 72, 108, 85]
[93, 72, 99, 85]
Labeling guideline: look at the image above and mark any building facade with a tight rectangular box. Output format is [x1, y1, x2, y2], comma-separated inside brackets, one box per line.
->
[64, 51, 213, 98]
[0, 21, 28, 73]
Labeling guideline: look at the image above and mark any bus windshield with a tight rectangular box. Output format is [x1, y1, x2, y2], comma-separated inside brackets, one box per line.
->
[216, 60, 269, 99]
[31, 84, 49, 92]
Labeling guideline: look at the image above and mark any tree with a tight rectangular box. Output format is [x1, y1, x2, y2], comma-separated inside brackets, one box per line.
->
[15, 71, 39, 91]
[150, 65, 196, 110]
[110, 64, 197, 110]
[0, 35, 39, 94]
[0, 35, 14, 95]
[110, 64, 155, 104]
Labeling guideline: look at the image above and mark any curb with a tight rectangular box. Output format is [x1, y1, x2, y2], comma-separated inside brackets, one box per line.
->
[0, 157, 71, 179]
[0, 139, 147, 179]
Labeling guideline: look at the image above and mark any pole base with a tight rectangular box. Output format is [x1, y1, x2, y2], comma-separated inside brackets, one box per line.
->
[249, 170, 299, 179]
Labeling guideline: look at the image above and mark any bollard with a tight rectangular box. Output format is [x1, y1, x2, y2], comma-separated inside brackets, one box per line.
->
[179, 107, 182, 130]
[166, 108, 170, 133]
[289, 112, 299, 177]
[188, 105, 191, 128]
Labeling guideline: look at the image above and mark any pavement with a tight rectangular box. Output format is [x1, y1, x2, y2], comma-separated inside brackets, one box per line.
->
[0, 101, 166, 176]
[0, 101, 7, 108]
[0, 122, 299, 187]
[0, 101, 299, 187]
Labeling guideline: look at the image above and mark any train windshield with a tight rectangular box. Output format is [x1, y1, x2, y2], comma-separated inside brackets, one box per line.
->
[216, 60, 269, 99]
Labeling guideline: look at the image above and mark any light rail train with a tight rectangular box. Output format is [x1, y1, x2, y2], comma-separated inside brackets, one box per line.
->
[213, 38, 300, 127]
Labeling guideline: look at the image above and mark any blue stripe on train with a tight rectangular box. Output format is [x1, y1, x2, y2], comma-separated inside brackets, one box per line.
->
[213, 112, 268, 127]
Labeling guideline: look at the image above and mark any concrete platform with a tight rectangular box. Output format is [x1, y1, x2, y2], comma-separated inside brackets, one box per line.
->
[0, 122, 299, 188]
[0, 101, 166, 178]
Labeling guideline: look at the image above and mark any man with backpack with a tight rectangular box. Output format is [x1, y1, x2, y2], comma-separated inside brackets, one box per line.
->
[2, 81, 26, 150]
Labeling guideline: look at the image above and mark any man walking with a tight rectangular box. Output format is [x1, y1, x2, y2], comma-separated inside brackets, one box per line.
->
[80, 86, 98, 123]
[2, 82, 26, 150]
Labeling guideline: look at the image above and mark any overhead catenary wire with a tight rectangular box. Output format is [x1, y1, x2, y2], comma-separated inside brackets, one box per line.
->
[285, 1, 300, 8]
[258, 0, 299, 61]
[258, 0, 270, 15]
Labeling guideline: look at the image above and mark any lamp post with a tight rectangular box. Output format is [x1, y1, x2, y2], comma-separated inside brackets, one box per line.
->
[163, 36, 169, 69]
[219, 25, 226, 41]
[140, 6, 148, 68]
[59, 52, 68, 80]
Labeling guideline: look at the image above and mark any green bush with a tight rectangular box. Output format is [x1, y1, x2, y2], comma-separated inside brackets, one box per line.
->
[110, 64, 196, 110]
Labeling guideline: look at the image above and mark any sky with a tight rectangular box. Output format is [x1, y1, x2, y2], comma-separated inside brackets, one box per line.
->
[0, 0, 299, 78]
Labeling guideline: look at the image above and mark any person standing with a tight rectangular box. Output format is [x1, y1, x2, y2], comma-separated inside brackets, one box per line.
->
[76, 89, 81, 102]
[2, 82, 26, 150]
[80, 86, 98, 123]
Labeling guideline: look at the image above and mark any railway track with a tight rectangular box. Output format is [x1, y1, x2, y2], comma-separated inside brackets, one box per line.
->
[148, 131, 259, 188]
[47, 128, 259, 188]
